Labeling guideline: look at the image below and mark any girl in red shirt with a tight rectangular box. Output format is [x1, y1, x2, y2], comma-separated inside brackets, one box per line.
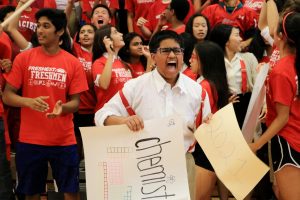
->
[119, 32, 153, 78]
[73, 23, 97, 158]
[250, 12, 300, 200]
[189, 41, 230, 200]
[92, 25, 132, 111]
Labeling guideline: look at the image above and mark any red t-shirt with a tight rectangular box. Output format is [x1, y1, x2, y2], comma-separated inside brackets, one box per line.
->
[0, 32, 12, 115]
[144, 0, 194, 32]
[92, 56, 132, 111]
[201, 3, 258, 37]
[266, 55, 300, 152]
[129, 62, 145, 78]
[5, 47, 88, 146]
[0, 32, 12, 156]
[125, 0, 155, 36]
[73, 42, 96, 114]
[269, 47, 280, 70]
[19, 8, 38, 41]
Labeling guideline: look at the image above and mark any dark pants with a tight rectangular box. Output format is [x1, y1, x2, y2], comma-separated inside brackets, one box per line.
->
[0, 118, 14, 200]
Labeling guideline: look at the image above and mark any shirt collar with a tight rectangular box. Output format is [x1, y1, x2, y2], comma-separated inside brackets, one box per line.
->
[225, 52, 242, 66]
[197, 75, 204, 84]
[152, 69, 187, 95]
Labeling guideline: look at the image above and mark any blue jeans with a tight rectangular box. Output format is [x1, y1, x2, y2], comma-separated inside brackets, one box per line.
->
[0, 118, 14, 200]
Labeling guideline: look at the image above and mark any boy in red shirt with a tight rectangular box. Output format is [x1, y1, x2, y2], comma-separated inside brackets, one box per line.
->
[3, 9, 88, 200]
[0, 27, 14, 200]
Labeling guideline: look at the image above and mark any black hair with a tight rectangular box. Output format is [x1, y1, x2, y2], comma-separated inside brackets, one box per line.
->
[194, 41, 229, 109]
[278, 12, 300, 96]
[119, 32, 147, 69]
[75, 23, 97, 44]
[185, 13, 210, 41]
[170, 0, 190, 21]
[180, 32, 195, 67]
[0, 5, 15, 22]
[92, 24, 113, 62]
[91, 4, 112, 19]
[149, 30, 184, 53]
[210, 24, 234, 51]
[248, 28, 269, 61]
[35, 8, 72, 53]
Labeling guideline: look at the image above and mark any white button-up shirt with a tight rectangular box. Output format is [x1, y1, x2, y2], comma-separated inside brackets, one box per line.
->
[95, 69, 211, 152]
[225, 52, 258, 94]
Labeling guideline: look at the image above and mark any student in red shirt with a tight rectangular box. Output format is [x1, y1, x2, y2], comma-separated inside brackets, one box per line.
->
[202, 0, 258, 49]
[189, 41, 230, 200]
[80, 0, 118, 24]
[0, 28, 14, 200]
[73, 23, 97, 158]
[153, 0, 190, 35]
[3, 9, 88, 200]
[250, 12, 300, 200]
[119, 32, 153, 78]
[92, 24, 132, 111]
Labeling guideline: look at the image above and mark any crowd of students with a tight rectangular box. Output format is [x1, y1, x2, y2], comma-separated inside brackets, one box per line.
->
[0, 0, 299, 199]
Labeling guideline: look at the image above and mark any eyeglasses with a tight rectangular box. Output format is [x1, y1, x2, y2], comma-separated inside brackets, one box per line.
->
[156, 47, 184, 55]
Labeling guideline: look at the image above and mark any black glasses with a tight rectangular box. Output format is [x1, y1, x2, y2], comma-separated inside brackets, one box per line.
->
[156, 47, 184, 55]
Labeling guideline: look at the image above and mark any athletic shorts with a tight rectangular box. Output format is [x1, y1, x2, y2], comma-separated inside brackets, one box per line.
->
[15, 142, 80, 195]
[192, 143, 214, 172]
[271, 135, 300, 172]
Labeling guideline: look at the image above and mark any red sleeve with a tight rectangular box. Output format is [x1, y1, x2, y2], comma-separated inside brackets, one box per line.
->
[269, 73, 294, 107]
[0, 32, 12, 60]
[5, 53, 24, 90]
[92, 58, 106, 80]
[69, 59, 88, 95]
[125, 0, 134, 12]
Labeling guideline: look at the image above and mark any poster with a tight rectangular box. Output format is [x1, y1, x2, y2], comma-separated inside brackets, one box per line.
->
[242, 63, 269, 142]
[80, 116, 190, 200]
[194, 104, 269, 200]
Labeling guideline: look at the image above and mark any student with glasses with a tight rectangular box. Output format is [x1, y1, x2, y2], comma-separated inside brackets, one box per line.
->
[95, 30, 211, 200]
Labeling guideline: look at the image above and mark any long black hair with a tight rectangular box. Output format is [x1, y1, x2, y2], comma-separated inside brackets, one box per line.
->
[278, 12, 300, 96]
[119, 32, 147, 70]
[248, 28, 269, 61]
[194, 41, 230, 109]
[210, 24, 234, 52]
[92, 24, 113, 62]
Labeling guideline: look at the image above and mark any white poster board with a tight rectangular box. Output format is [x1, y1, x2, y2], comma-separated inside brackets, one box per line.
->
[242, 63, 269, 142]
[80, 116, 190, 200]
[194, 104, 269, 200]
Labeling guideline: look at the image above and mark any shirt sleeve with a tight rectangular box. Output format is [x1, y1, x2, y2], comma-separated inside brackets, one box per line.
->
[202, 89, 212, 122]
[4, 54, 24, 90]
[269, 72, 294, 107]
[125, 0, 134, 12]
